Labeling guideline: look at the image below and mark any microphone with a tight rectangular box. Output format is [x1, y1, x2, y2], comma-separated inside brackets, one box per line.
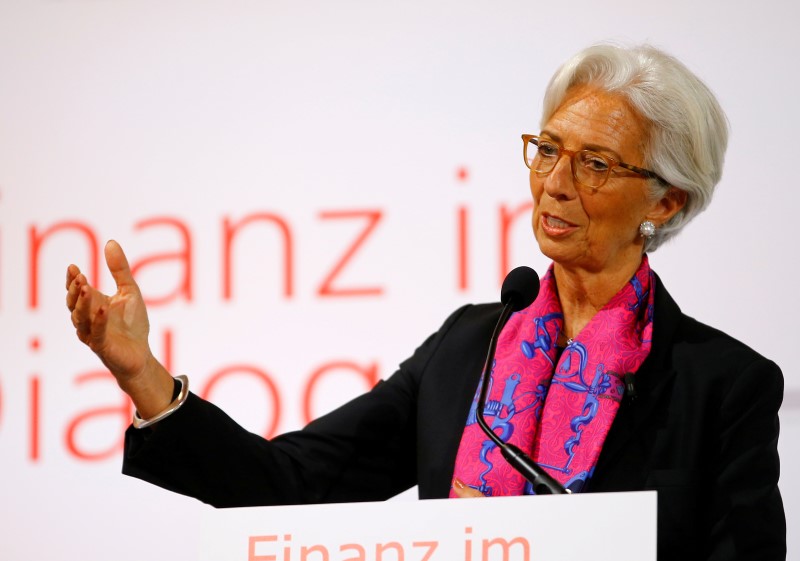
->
[475, 266, 569, 495]
[500, 265, 540, 311]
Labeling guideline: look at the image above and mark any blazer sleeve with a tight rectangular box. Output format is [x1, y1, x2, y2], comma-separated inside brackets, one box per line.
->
[121, 305, 473, 508]
[706, 357, 785, 560]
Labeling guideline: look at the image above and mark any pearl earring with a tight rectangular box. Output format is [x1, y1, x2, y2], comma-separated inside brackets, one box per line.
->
[639, 220, 656, 239]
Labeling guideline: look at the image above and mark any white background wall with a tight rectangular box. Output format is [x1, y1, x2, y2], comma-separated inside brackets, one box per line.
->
[0, 0, 797, 559]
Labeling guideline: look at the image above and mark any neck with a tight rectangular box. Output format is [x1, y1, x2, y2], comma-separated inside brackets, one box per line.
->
[553, 256, 643, 339]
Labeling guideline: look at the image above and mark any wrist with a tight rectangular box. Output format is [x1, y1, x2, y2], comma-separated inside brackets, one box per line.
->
[119, 354, 175, 419]
[132, 375, 189, 429]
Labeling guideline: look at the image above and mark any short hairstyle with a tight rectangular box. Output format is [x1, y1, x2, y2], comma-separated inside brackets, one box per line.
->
[541, 44, 729, 251]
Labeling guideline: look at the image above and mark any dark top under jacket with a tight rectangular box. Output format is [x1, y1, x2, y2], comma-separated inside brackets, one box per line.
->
[123, 277, 786, 561]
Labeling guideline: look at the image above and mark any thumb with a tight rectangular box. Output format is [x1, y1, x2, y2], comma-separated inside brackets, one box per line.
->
[104, 240, 137, 291]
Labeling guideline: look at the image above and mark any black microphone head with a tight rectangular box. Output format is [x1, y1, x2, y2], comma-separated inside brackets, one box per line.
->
[500, 266, 540, 311]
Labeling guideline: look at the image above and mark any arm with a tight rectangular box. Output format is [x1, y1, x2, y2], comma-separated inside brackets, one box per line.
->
[68, 240, 420, 505]
[69, 240, 478, 507]
[707, 357, 785, 560]
[122, 375, 419, 507]
[122, 305, 477, 507]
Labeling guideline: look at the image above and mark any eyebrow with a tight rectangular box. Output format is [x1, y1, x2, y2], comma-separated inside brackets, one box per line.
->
[540, 130, 625, 163]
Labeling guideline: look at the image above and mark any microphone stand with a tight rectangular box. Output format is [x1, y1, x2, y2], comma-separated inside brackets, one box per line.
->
[475, 302, 569, 495]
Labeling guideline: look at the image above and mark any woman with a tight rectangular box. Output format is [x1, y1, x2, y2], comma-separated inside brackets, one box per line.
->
[65, 44, 785, 560]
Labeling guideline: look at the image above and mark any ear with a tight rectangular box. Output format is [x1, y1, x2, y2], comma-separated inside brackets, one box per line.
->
[647, 187, 687, 226]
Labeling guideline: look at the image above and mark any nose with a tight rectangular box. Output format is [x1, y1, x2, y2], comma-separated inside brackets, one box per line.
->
[541, 152, 577, 200]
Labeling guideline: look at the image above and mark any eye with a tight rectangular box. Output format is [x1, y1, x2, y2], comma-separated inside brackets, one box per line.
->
[580, 152, 610, 172]
[537, 140, 559, 158]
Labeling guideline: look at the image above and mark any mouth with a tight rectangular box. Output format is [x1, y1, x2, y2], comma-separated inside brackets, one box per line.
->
[540, 213, 578, 235]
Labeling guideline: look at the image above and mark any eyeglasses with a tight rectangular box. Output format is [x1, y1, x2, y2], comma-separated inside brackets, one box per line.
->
[521, 134, 669, 189]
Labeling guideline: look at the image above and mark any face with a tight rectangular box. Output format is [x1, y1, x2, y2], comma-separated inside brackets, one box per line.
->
[530, 86, 669, 274]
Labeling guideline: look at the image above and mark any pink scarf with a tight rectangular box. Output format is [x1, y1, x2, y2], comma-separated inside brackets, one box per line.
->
[450, 257, 655, 495]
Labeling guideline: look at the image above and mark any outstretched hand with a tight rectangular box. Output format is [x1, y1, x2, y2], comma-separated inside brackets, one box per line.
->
[66, 240, 174, 418]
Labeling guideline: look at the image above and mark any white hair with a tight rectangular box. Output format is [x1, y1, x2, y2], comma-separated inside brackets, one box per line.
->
[541, 44, 729, 251]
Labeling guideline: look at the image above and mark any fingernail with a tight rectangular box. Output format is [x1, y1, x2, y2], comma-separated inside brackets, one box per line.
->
[452, 478, 465, 489]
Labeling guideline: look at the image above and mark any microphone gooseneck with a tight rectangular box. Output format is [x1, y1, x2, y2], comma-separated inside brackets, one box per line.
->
[475, 266, 569, 495]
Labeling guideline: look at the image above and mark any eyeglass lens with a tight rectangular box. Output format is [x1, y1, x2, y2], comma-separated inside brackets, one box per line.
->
[526, 137, 611, 188]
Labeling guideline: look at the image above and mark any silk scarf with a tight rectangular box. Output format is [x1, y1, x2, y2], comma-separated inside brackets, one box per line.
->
[450, 256, 655, 495]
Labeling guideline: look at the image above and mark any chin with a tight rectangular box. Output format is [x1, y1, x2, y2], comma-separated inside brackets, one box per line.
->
[535, 237, 571, 264]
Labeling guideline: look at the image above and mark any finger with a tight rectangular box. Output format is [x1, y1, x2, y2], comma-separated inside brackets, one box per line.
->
[72, 282, 106, 340]
[66, 264, 81, 290]
[88, 304, 109, 352]
[66, 272, 90, 311]
[72, 284, 93, 341]
[451, 478, 485, 498]
[66, 273, 82, 311]
[104, 240, 137, 292]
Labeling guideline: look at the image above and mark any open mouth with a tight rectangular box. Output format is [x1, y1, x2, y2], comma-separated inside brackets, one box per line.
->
[543, 214, 575, 229]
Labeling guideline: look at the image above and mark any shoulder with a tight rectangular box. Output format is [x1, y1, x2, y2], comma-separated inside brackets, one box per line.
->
[422, 302, 505, 347]
[674, 314, 778, 372]
[443, 301, 505, 325]
[653, 280, 783, 398]
[390, 301, 509, 399]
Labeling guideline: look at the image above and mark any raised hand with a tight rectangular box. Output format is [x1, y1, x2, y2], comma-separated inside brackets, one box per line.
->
[66, 240, 174, 418]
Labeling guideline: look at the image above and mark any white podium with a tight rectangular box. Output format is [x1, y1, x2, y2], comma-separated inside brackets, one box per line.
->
[200, 491, 656, 561]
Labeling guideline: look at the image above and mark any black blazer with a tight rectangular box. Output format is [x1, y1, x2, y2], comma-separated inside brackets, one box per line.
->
[124, 278, 785, 560]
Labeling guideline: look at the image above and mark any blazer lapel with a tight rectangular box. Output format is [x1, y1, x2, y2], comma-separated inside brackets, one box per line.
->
[593, 275, 682, 477]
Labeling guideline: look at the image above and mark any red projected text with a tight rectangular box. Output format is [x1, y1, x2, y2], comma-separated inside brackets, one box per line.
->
[18, 328, 382, 463]
[28, 209, 388, 309]
[3, 173, 536, 465]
